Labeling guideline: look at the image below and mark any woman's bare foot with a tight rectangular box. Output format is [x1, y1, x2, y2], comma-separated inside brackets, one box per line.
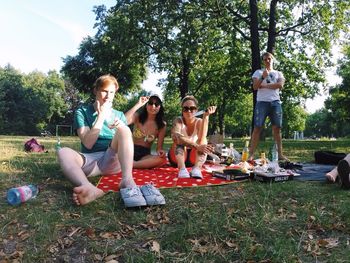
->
[325, 168, 338, 183]
[73, 183, 105, 205]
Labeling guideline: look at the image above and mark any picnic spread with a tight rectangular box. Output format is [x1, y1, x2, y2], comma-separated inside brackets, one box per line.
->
[97, 156, 330, 192]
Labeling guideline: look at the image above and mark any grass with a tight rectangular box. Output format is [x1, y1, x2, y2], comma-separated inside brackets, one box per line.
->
[1, 135, 350, 262]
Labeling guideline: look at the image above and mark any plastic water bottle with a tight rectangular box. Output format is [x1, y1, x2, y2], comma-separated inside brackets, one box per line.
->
[7, 185, 39, 206]
[55, 137, 61, 151]
[269, 143, 278, 162]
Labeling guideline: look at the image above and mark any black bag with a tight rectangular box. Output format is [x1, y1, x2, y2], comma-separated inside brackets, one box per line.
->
[314, 151, 346, 165]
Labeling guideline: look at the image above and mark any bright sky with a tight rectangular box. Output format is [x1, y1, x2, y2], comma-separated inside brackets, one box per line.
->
[0, 0, 115, 73]
[0, 1, 341, 113]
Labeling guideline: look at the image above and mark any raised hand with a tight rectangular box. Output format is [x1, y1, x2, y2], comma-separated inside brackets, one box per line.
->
[138, 96, 150, 106]
[204, 106, 217, 117]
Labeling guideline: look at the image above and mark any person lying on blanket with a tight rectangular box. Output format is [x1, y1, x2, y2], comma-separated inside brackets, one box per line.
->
[325, 153, 350, 188]
[57, 74, 165, 207]
[125, 94, 167, 169]
[168, 95, 216, 179]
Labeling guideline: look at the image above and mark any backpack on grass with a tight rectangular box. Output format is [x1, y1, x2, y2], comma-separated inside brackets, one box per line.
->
[314, 151, 346, 165]
[24, 138, 45, 153]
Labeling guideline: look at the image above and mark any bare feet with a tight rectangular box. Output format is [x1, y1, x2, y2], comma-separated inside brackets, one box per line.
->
[73, 183, 105, 205]
[325, 169, 338, 183]
[278, 155, 290, 162]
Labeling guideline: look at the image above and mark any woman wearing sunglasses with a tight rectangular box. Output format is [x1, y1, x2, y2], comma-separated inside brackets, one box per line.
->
[125, 94, 167, 169]
[168, 95, 217, 179]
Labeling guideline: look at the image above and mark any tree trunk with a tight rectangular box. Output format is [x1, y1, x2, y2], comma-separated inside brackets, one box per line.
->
[249, 0, 261, 132]
[179, 56, 190, 99]
[218, 94, 227, 135]
[267, 0, 278, 53]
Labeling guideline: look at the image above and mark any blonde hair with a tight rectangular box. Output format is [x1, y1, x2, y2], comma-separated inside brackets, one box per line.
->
[93, 74, 119, 91]
[262, 52, 275, 61]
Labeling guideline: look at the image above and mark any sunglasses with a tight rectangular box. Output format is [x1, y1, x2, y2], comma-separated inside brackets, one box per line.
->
[182, 106, 197, 112]
[148, 101, 161, 107]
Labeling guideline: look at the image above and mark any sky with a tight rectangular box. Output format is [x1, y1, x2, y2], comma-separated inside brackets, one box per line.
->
[0, 1, 342, 113]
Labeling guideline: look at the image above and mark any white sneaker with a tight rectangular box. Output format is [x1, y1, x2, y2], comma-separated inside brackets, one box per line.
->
[178, 168, 190, 178]
[190, 167, 203, 179]
[140, 184, 166, 206]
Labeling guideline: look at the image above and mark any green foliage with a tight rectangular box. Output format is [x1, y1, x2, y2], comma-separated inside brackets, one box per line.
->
[61, 4, 148, 95]
[0, 66, 68, 135]
[323, 45, 350, 137]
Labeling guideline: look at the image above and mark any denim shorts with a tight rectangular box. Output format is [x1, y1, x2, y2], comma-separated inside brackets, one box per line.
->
[81, 147, 121, 177]
[254, 100, 282, 128]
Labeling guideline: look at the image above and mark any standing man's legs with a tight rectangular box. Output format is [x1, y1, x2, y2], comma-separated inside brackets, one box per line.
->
[270, 101, 288, 160]
[249, 101, 268, 160]
[249, 126, 262, 160]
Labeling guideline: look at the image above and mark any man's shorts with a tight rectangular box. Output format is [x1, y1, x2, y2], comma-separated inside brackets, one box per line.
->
[254, 100, 282, 128]
[80, 147, 121, 177]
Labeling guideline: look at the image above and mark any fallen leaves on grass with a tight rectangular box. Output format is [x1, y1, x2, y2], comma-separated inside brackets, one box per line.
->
[318, 237, 339, 249]
[188, 237, 226, 256]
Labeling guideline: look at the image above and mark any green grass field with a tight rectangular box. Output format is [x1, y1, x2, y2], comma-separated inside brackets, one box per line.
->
[1, 135, 350, 262]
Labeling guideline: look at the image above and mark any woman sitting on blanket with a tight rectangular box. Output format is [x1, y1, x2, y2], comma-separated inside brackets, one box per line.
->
[326, 153, 350, 188]
[125, 94, 167, 169]
[168, 95, 217, 179]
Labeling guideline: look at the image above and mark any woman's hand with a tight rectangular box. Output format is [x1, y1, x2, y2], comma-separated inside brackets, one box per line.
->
[204, 106, 217, 117]
[138, 96, 150, 106]
[157, 149, 166, 158]
[196, 144, 214, 154]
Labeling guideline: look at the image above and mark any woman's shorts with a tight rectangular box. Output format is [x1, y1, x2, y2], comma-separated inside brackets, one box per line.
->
[134, 145, 151, 161]
[254, 100, 282, 128]
[81, 147, 121, 177]
[168, 144, 196, 167]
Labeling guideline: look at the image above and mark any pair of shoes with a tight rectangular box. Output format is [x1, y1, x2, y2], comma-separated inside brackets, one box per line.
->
[140, 184, 166, 206]
[178, 168, 190, 178]
[120, 186, 146, 207]
[337, 160, 350, 189]
[190, 167, 203, 179]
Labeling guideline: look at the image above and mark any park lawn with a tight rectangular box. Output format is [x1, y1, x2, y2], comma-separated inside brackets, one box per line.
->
[1, 135, 350, 262]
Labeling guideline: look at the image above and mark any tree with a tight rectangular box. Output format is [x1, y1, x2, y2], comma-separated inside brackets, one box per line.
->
[61, 4, 148, 96]
[324, 45, 350, 137]
[218, 0, 350, 131]
[0, 66, 68, 135]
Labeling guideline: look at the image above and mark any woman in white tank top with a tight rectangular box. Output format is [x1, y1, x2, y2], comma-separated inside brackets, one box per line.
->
[168, 95, 217, 179]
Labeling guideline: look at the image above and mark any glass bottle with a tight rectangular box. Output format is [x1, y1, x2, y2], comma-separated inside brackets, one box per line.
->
[241, 141, 249, 162]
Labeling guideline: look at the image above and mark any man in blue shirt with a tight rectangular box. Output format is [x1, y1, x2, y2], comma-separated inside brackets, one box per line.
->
[57, 74, 165, 207]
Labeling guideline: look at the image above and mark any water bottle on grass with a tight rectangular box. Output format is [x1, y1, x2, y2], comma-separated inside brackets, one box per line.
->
[7, 185, 39, 206]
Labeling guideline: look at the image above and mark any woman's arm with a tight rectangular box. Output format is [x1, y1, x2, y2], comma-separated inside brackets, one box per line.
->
[171, 118, 199, 149]
[197, 106, 217, 144]
[125, 96, 149, 125]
